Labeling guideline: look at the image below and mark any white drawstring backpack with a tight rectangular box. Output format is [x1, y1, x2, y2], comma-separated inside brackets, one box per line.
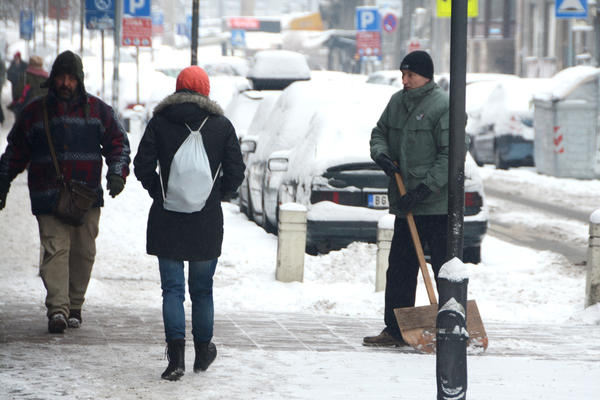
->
[159, 116, 221, 213]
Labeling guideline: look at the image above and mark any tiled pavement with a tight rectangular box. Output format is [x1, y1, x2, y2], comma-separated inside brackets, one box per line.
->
[1, 302, 600, 361]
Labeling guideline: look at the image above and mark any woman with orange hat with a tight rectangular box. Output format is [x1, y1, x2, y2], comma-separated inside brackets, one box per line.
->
[134, 65, 245, 381]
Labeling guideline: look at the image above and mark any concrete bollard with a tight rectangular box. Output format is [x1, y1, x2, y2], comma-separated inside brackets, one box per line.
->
[586, 209, 600, 307]
[276, 203, 307, 283]
[376, 214, 395, 292]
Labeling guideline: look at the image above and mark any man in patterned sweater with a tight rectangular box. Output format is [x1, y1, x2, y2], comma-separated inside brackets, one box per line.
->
[0, 50, 131, 333]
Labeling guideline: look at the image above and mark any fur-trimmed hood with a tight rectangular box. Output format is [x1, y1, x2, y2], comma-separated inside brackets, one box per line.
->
[153, 91, 224, 117]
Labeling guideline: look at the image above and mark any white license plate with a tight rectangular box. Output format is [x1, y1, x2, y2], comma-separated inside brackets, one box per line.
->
[368, 194, 388, 209]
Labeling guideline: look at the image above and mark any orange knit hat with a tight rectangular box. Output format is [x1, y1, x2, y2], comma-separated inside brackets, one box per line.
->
[176, 66, 210, 96]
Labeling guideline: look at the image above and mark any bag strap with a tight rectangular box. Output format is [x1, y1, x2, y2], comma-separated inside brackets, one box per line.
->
[159, 116, 222, 201]
[42, 98, 64, 183]
[184, 115, 209, 134]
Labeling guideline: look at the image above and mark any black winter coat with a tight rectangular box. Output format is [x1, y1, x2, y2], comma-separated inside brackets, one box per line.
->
[133, 91, 245, 261]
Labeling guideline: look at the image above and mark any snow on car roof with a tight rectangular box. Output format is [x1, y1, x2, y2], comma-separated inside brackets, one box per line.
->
[246, 50, 311, 80]
[482, 78, 552, 117]
[280, 82, 398, 180]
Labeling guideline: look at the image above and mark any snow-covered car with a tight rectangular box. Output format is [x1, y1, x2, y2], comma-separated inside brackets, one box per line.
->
[237, 90, 283, 218]
[246, 49, 311, 90]
[257, 81, 488, 261]
[436, 72, 520, 92]
[366, 70, 403, 88]
[470, 78, 551, 169]
[242, 73, 369, 229]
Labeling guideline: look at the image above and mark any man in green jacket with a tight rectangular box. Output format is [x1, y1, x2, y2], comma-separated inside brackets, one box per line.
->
[364, 50, 450, 346]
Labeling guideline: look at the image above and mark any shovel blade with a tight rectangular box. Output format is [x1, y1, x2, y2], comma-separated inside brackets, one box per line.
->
[394, 300, 488, 353]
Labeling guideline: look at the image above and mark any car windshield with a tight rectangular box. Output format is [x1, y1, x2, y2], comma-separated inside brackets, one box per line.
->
[323, 163, 388, 189]
[521, 118, 534, 127]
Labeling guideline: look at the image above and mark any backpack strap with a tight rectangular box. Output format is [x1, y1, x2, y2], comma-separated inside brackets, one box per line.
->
[159, 116, 222, 202]
[184, 116, 209, 134]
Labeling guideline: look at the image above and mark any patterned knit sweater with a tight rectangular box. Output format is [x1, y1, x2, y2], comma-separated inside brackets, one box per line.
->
[0, 90, 130, 215]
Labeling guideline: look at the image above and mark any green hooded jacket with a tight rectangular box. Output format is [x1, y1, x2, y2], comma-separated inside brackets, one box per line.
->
[370, 80, 450, 216]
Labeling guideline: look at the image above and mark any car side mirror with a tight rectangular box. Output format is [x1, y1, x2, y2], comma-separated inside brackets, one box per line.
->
[240, 139, 257, 153]
[268, 157, 288, 172]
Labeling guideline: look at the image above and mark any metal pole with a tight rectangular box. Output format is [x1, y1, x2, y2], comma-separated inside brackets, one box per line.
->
[101, 29, 105, 99]
[112, 0, 122, 109]
[33, 0, 37, 53]
[568, 19, 574, 67]
[43, 0, 47, 48]
[56, 0, 61, 56]
[80, 0, 84, 55]
[136, 46, 140, 104]
[191, 0, 199, 65]
[438, 0, 468, 397]
[447, 1, 467, 263]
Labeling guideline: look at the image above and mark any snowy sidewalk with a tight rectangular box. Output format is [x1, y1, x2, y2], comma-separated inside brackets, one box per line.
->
[2, 301, 599, 362]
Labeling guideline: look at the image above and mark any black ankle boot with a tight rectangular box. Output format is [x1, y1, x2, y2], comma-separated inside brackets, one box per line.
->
[193, 340, 217, 372]
[161, 339, 185, 381]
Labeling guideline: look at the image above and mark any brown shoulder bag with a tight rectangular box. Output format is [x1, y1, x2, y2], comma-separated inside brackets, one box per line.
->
[43, 99, 97, 226]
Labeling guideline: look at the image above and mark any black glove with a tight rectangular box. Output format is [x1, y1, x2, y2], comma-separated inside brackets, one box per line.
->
[375, 153, 401, 177]
[398, 183, 432, 213]
[0, 179, 9, 210]
[107, 174, 125, 198]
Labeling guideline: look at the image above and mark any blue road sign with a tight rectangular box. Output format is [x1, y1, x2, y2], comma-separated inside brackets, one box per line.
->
[85, 0, 115, 30]
[124, 0, 151, 17]
[151, 10, 164, 27]
[356, 7, 381, 32]
[230, 29, 246, 47]
[20, 10, 34, 40]
[556, 0, 588, 19]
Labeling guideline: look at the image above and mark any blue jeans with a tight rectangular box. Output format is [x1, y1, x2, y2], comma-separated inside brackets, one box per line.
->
[158, 257, 218, 343]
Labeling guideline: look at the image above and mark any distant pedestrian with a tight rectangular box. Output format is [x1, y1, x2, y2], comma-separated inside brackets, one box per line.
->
[8, 55, 49, 117]
[364, 50, 451, 347]
[0, 50, 131, 334]
[134, 65, 245, 381]
[0, 52, 6, 124]
[7, 51, 27, 103]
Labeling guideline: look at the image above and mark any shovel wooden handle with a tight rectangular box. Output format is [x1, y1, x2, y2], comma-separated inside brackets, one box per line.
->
[394, 172, 438, 305]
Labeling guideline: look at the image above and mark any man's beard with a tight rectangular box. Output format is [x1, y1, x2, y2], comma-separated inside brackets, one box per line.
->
[57, 85, 75, 101]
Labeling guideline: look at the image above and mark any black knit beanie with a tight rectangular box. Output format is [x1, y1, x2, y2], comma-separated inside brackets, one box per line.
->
[42, 50, 86, 95]
[399, 50, 434, 80]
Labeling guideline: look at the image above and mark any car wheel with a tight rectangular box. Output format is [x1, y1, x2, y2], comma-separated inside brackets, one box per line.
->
[239, 190, 248, 215]
[247, 191, 255, 222]
[470, 147, 484, 167]
[463, 246, 481, 264]
[244, 186, 252, 219]
[261, 196, 276, 234]
[306, 243, 319, 256]
[494, 146, 508, 170]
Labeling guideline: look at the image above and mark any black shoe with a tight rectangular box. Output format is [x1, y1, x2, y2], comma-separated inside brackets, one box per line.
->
[194, 341, 217, 372]
[67, 309, 82, 329]
[161, 339, 185, 381]
[363, 329, 407, 347]
[48, 313, 67, 334]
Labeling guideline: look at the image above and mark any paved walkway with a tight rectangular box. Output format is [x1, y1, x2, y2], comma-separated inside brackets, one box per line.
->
[1, 302, 599, 361]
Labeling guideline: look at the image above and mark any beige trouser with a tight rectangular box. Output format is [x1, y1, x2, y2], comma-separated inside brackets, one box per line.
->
[36, 207, 101, 318]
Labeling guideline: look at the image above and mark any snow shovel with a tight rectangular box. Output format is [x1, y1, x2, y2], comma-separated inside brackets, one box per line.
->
[391, 171, 488, 353]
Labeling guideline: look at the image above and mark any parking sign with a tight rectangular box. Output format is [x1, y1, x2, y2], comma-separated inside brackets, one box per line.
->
[124, 0, 151, 17]
[356, 7, 380, 32]
[20, 10, 34, 40]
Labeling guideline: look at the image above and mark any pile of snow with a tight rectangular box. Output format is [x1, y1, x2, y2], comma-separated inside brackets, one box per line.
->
[533, 65, 600, 101]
